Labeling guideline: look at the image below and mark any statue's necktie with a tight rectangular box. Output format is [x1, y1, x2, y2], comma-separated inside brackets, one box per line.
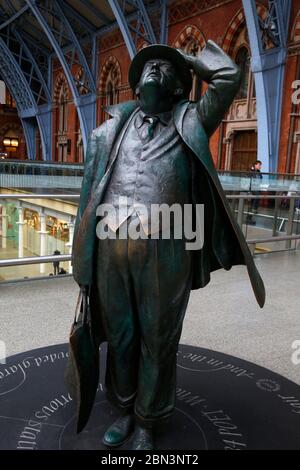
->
[146, 116, 159, 139]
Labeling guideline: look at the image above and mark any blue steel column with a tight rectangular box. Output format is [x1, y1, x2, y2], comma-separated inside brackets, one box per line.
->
[135, 0, 157, 44]
[25, 0, 97, 152]
[12, 27, 52, 160]
[21, 118, 36, 160]
[36, 104, 52, 161]
[242, 0, 291, 172]
[107, 0, 136, 58]
[107, 0, 167, 58]
[160, 0, 168, 45]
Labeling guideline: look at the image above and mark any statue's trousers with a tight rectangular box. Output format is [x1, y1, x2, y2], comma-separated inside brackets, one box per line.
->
[95, 226, 192, 426]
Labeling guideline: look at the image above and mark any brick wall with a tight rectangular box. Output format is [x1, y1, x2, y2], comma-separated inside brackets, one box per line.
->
[47, 0, 300, 172]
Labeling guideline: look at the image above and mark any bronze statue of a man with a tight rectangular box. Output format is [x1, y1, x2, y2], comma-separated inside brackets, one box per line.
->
[70, 40, 265, 450]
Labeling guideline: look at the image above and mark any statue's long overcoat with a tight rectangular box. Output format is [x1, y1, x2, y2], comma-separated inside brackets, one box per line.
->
[70, 42, 265, 429]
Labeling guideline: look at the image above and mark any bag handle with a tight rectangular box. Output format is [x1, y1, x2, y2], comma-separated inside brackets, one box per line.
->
[73, 289, 82, 324]
[73, 286, 90, 324]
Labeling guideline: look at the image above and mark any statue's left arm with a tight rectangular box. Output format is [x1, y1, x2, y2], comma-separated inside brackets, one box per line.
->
[73, 132, 98, 252]
[180, 40, 242, 137]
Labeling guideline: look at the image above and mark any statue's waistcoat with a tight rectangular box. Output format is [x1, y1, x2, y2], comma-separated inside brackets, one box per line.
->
[103, 110, 192, 213]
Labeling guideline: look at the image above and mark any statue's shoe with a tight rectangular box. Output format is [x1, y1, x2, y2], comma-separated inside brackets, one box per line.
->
[131, 424, 154, 450]
[102, 414, 134, 447]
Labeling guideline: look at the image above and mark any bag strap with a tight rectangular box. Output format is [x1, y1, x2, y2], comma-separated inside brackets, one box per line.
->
[82, 287, 88, 324]
[74, 286, 91, 325]
[73, 289, 83, 324]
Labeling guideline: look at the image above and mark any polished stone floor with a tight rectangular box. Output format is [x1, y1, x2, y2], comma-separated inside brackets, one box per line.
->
[0, 241, 70, 281]
[0, 250, 299, 384]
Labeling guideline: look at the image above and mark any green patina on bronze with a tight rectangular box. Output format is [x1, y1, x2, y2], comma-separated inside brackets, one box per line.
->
[67, 40, 265, 447]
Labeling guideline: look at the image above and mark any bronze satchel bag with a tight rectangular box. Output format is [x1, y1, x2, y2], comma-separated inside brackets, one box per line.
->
[65, 286, 100, 433]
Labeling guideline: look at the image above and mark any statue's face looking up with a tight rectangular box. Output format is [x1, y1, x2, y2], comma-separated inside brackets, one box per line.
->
[139, 59, 178, 96]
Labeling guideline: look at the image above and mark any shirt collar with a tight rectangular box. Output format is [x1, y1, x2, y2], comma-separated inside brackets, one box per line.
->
[135, 108, 172, 129]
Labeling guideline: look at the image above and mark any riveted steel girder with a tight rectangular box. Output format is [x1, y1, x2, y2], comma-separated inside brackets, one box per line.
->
[25, 0, 97, 151]
[243, 0, 291, 172]
[0, 35, 36, 113]
[0, 35, 51, 160]
[107, 0, 168, 59]
[0, 4, 29, 30]
[0, 25, 51, 105]
[60, 0, 97, 35]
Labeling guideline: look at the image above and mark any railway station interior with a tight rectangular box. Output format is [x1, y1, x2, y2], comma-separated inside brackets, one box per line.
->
[0, 0, 300, 452]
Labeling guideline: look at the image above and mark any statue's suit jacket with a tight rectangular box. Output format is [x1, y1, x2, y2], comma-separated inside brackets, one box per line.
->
[70, 40, 265, 428]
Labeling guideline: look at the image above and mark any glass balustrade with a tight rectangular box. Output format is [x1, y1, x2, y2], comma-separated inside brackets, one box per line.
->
[0, 194, 77, 282]
[2, 161, 300, 192]
[0, 164, 300, 281]
[0, 160, 84, 190]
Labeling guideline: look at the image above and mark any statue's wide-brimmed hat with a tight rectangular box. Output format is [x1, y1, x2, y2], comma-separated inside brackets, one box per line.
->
[128, 44, 192, 97]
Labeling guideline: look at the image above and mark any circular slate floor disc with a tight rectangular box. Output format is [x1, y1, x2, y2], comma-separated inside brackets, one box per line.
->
[0, 343, 299, 450]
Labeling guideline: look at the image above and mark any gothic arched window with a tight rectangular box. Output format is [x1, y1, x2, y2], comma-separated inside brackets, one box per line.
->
[106, 81, 114, 107]
[99, 57, 121, 123]
[54, 78, 69, 162]
[105, 67, 119, 107]
[75, 113, 83, 163]
[58, 86, 68, 133]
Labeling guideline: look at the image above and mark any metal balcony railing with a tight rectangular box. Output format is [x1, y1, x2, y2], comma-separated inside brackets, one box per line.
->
[0, 186, 300, 282]
[1, 160, 300, 192]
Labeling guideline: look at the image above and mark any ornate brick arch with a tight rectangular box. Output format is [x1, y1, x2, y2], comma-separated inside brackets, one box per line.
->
[137, 42, 149, 52]
[75, 66, 89, 95]
[222, 5, 268, 56]
[291, 9, 300, 43]
[53, 73, 69, 102]
[172, 24, 206, 51]
[0, 122, 23, 135]
[98, 56, 122, 93]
